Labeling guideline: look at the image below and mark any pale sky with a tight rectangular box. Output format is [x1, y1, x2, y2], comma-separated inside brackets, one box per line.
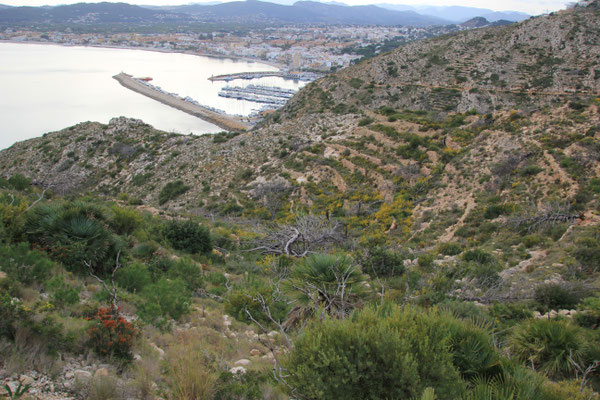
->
[1, 0, 572, 16]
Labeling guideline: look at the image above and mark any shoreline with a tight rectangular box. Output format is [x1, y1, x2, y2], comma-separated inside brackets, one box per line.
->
[113, 72, 250, 133]
[0, 39, 285, 70]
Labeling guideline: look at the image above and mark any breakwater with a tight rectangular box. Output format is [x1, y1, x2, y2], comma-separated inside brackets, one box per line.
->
[113, 73, 249, 132]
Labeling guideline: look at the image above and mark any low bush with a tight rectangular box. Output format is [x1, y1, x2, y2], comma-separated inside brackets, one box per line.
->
[463, 249, 496, 265]
[158, 180, 189, 205]
[45, 276, 80, 307]
[438, 242, 463, 256]
[574, 297, 600, 328]
[0, 243, 55, 284]
[163, 219, 212, 254]
[285, 304, 466, 400]
[0, 289, 25, 340]
[138, 278, 191, 328]
[358, 246, 406, 277]
[534, 283, 585, 311]
[115, 262, 152, 293]
[224, 286, 288, 325]
[109, 205, 142, 235]
[167, 258, 203, 290]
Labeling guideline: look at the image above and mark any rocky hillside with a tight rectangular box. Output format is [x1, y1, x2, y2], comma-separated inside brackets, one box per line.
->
[280, 3, 600, 116]
[0, 3, 599, 274]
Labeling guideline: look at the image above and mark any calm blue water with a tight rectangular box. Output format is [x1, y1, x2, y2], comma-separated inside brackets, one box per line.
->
[0, 42, 303, 149]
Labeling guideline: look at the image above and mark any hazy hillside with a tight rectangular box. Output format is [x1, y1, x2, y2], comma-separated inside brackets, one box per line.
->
[281, 6, 599, 117]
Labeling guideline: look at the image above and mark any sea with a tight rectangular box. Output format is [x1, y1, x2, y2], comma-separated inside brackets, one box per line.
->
[0, 42, 304, 149]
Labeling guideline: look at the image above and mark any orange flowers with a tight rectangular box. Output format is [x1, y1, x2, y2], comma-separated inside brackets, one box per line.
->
[88, 306, 137, 360]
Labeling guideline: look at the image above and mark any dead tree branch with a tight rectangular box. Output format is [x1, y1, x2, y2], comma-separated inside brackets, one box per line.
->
[85, 251, 123, 310]
[245, 214, 342, 257]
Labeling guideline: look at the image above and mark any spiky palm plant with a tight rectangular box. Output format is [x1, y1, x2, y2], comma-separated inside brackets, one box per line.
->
[509, 318, 586, 380]
[461, 360, 549, 400]
[25, 202, 121, 275]
[283, 253, 369, 328]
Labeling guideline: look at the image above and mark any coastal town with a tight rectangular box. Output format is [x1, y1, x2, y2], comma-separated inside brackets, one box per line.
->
[1, 24, 461, 72]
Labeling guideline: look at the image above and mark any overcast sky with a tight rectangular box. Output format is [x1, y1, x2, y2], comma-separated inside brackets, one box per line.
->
[1, 0, 572, 15]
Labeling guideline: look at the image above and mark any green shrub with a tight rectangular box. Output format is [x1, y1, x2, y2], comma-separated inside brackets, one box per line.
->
[285, 304, 465, 399]
[417, 253, 435, 271]
[131, 241, 158, 260]
[138, 278, 191, 327]
[510, 319, 587, 379]
[0, 243, 55, 284]
[115, 262, 151, 293]
[45, 276, 80, 307]
[224, 284, 288, 326]
[522, 234, 545, 248]
[0, 289, 25, 340]
[438, 242, 463, 256]
[463, 249, 496, 265]
[158, 180, 190, 205]
[358, 117, 374, 126]
[574, 297, 600, 328]
[358, 246, 406, 277]
[163, 219, 212, 254]
[8, 174, 31, 191]
[167, 258, 203, 290]
[534, 283, 584, 311]
[108, 205, 141, 235]
[573, 237, 600, 272]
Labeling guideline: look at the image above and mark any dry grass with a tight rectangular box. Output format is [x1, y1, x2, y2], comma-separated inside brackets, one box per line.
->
[163, 340, 218, 400]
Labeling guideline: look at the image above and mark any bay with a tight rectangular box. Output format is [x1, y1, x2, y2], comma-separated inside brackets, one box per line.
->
[0, 42, 303, 149]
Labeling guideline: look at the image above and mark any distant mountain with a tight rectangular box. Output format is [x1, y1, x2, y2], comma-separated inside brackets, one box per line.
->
[459, 16, 515, 28]
[0, 4, 12, 9]
[172, 0, 449, 26]
[293, 1, 449, 26]
[0, 2, 188, 25]
[377, 3, 529, 23]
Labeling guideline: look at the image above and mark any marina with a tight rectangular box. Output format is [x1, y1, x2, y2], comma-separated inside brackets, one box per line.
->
[218, 84, 297, 107]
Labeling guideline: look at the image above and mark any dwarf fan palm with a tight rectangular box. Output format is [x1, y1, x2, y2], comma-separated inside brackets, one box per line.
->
[283, 253, 369, 328]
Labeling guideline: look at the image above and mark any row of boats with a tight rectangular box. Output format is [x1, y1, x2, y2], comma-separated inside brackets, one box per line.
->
[218, 84, 298, 107]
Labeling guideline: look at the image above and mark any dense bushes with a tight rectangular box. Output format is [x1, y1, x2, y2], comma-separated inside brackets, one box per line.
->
[0, 243, 55, 284]
[163, 219, 212, 254]
[285, 305, 466, 399]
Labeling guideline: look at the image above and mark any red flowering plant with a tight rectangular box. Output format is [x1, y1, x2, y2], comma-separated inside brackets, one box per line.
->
[87, 306, 137, 360]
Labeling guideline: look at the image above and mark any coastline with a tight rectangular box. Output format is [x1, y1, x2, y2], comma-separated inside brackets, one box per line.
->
[0, 39, 285, 69]
[113, 72, 250, 133]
